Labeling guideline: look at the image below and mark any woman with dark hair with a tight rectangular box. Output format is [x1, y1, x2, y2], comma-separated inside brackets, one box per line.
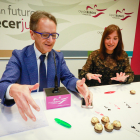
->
[79, 24, 134, 87]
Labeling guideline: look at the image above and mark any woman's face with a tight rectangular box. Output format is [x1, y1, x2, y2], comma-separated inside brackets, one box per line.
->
[104, 30, 119, 54]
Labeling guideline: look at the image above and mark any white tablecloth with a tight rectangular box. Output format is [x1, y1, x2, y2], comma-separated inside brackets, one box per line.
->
[0, 82, 140, 140]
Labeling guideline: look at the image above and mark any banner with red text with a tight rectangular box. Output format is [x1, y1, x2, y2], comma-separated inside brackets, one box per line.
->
[0, 0, 139, 57]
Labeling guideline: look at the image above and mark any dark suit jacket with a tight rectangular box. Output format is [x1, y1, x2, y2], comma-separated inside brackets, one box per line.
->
[0, 44, 78, 106]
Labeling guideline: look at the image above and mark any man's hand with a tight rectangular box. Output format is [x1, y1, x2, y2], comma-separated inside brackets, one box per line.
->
[76, 78, 93, 106]
[9, 83, 40, 121]
[86, 73, 102, 83]
[111, 72, 129, 82]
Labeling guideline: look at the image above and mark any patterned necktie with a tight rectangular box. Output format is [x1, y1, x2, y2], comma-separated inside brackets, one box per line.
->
[39, 55, 47, 91]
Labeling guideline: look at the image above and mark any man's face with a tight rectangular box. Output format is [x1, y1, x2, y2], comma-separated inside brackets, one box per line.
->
[30, 18, 57, 54]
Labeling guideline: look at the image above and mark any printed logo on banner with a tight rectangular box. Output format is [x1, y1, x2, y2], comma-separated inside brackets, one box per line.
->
[97, 27, 123, 36]
[109, 9, 134, 20]
[0, 5, 34, 33]
[48, 96, 68, 105]
[78, 4, 107, 18]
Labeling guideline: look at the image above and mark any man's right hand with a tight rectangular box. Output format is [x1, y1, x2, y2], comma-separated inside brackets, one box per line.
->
[9, 83, 40, 121]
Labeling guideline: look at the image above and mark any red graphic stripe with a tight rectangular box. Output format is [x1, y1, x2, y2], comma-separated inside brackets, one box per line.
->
[100, 113, 104, 116]
[95, 111, 104, 116]
[86, 6, 93, 10]
[96, 9, 107, 11]
[114, 104, 120, 109]
[121, 16, 131, 20]
[104, 91, 115, 94]
[92, 12, 104, 17]
[125, 12, 134, 15]
[116, 9, 125, 14]
[116, 10, 122, 14]
[94, 4, 97, 8]
[95, 111, 100, 114]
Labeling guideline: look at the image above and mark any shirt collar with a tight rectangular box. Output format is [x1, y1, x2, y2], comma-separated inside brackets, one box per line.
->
[34, 43, 48, 60]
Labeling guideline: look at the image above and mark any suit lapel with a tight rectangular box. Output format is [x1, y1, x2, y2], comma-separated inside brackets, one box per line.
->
[24, 46, 57, 88]
[24, 44, 38, 85]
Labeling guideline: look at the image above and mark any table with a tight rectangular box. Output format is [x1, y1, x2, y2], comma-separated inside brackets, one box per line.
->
[0, 82, 140, 140]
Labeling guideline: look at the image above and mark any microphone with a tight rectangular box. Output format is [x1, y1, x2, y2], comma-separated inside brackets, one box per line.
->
[52, 75, 59, 93]
[44, 51, 71, 110]
[52, 52, 59, 93]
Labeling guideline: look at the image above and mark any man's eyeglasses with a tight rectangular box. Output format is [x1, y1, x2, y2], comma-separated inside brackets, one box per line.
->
[33, 31, 59, 39]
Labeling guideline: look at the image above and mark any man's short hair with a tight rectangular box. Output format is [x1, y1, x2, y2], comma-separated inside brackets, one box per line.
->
[30, 10, 57, 31]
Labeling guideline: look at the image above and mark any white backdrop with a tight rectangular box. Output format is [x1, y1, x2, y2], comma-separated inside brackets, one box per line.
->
[0, 0, 139, 53]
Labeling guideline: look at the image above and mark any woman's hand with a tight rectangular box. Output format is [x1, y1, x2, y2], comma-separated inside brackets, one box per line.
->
[111, 72, 129, 82]
[86, 73, 102, 83]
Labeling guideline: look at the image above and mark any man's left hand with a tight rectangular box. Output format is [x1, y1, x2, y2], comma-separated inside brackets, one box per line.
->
[76, 78, 93, 106]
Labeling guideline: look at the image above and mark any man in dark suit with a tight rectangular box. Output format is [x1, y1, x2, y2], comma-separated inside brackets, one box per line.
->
[0, 11, 93, 122]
